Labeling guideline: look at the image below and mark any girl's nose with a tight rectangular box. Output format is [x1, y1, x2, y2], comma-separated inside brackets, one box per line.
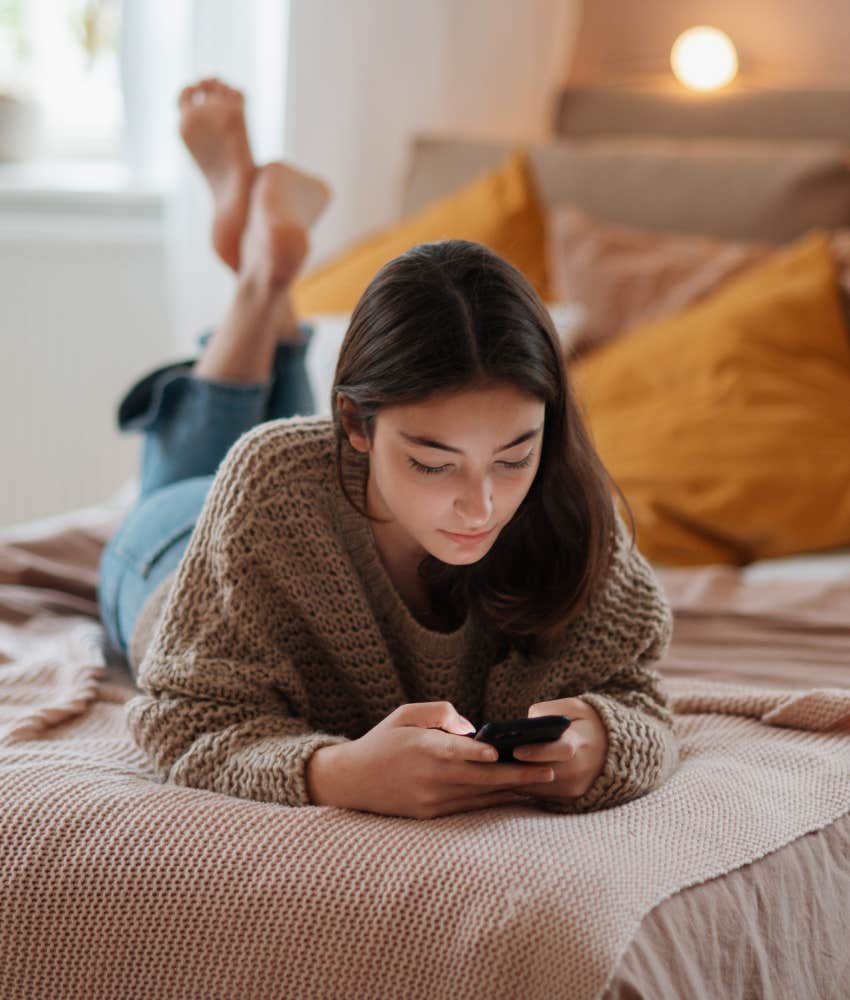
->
[454, 479, 494, 528]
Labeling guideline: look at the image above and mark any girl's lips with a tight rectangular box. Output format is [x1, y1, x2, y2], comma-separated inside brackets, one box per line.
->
[441, 527, 493, 543]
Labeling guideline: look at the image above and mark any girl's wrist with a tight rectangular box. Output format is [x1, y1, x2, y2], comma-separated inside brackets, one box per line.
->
[305, 741, 351, 807]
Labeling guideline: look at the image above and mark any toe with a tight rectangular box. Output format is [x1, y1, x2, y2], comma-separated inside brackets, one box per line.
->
[220, 81, 243, 102]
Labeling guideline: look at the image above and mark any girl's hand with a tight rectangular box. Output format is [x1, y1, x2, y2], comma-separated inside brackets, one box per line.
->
[508, 697, 609, 804]
[329, 702, 553, 820]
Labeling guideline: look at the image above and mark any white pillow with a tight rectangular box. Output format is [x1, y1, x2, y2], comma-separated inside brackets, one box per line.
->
[304, 303, 586, 417]
[304, 314, 351, 417]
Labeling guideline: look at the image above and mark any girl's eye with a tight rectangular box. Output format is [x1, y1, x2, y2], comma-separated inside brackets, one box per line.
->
[407, 457, 449, 476]
[406, 450, 535, 476]
[502, 451, 535, 470]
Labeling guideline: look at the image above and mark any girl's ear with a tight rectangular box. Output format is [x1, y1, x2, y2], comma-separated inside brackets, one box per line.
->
[337, 393, 370, 454]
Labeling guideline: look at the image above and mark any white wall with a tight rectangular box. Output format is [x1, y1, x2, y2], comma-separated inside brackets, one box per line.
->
[0, 202, 171, 527]
[286, 0, 581, 268]
[569, 0, 850, 87]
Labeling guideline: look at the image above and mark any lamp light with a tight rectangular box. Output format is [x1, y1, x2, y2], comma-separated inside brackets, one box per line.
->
[670, 26, 738, 92]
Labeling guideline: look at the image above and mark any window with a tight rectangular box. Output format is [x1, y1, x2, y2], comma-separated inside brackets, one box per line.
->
[0, 0, 123, 160]
[0, 0, 289, 193]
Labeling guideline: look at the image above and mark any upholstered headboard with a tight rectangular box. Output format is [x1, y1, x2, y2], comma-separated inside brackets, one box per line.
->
[400, 86, 850, 244]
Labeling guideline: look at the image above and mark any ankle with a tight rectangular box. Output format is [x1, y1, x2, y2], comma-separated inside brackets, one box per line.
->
[233, 268, 284, 310]
[193, 279, 279, 384]
[267, 291, 301, 343]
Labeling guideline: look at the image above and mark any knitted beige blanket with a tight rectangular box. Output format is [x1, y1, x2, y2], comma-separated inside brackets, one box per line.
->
[1, 614, 848, 1000]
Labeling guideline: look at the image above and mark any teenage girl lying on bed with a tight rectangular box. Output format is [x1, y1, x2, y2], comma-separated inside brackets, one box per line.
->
[98, 78, 679, 821]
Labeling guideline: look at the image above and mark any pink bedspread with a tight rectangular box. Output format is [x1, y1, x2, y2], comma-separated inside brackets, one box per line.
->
[1, 497, 848, 1000]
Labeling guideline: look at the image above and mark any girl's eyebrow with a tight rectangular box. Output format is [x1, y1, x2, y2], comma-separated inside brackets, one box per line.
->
[398, 424, 543, 455]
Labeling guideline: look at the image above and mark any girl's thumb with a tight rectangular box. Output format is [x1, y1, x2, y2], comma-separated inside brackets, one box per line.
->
[454, 711, 476, 735]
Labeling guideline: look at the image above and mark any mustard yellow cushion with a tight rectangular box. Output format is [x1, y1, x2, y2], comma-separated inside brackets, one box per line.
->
[571, 229, 850, 566]
[290, 149, 551, 315]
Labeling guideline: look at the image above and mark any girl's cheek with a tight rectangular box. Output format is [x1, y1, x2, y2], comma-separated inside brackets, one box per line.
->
[405, 483, 441, 519]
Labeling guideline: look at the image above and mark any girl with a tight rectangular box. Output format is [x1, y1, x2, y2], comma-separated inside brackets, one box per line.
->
[99, 79, 679, 821]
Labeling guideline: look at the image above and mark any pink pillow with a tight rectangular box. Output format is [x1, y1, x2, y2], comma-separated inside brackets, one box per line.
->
[546, 203, 774, 359]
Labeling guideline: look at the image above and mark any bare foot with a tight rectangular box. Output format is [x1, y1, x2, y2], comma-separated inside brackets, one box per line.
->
[193, 164, 321, 383]
[179, 77, 334, 275]
[238, 162, 331, 291]
[255, 159, 333, 233]
[179, 78, 256, 271]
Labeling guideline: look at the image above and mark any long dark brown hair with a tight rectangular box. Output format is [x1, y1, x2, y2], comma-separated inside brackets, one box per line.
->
[331, 239, 634, 645]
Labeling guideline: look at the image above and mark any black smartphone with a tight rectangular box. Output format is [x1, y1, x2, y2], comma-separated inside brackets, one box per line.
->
[469, 715, 572, 763]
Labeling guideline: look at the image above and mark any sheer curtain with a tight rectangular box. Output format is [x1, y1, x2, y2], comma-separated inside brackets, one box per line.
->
[120, 0, 290, 353]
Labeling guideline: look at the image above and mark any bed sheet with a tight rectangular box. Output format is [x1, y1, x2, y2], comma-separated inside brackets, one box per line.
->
[1, 495, 848, 1000]
[605, 559, 850, 999]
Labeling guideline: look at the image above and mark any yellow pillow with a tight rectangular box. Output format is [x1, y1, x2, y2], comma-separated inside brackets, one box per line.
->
[290, 149, 551, 315]
[571, 229, 850, 566]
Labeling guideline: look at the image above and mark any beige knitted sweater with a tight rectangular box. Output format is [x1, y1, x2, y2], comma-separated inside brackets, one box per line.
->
[125, 416, 679, 814]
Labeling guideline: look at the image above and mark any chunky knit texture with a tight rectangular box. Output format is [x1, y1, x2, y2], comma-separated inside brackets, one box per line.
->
[3, 498, 850, 999]
[125, 415, 679, 814]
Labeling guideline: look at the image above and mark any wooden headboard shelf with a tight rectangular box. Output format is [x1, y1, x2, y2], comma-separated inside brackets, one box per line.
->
[552, 85, 850, 145]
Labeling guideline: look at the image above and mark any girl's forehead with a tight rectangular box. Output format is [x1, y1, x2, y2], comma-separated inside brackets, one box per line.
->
[389, 383, 544, 421]
[374, 386, 545, 449]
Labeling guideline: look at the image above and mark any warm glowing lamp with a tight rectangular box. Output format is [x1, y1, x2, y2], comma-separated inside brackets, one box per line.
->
[670, 26, 738, 92]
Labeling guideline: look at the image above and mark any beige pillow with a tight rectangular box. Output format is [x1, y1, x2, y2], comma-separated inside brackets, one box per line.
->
[548, 202, 850, 358]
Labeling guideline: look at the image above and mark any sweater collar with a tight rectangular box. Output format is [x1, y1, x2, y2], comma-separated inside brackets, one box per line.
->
[332, 432, 473, 659]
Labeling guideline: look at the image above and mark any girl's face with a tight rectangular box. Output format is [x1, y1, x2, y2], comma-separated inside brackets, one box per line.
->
[344, 382, 546, 567]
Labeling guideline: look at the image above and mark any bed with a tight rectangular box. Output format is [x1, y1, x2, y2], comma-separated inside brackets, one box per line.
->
[1, 86, 849, 1000]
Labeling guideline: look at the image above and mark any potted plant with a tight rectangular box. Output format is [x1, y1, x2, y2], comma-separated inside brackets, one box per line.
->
[0, 0, 42, 160]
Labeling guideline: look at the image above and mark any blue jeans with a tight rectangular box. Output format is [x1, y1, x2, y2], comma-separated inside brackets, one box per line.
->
[97, 323, 316, 664]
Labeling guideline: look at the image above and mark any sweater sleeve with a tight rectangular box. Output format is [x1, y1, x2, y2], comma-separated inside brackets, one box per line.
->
[537, 663, 679, 815]
[124, 426, 351, 808]
[528, 515, 680, 815]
